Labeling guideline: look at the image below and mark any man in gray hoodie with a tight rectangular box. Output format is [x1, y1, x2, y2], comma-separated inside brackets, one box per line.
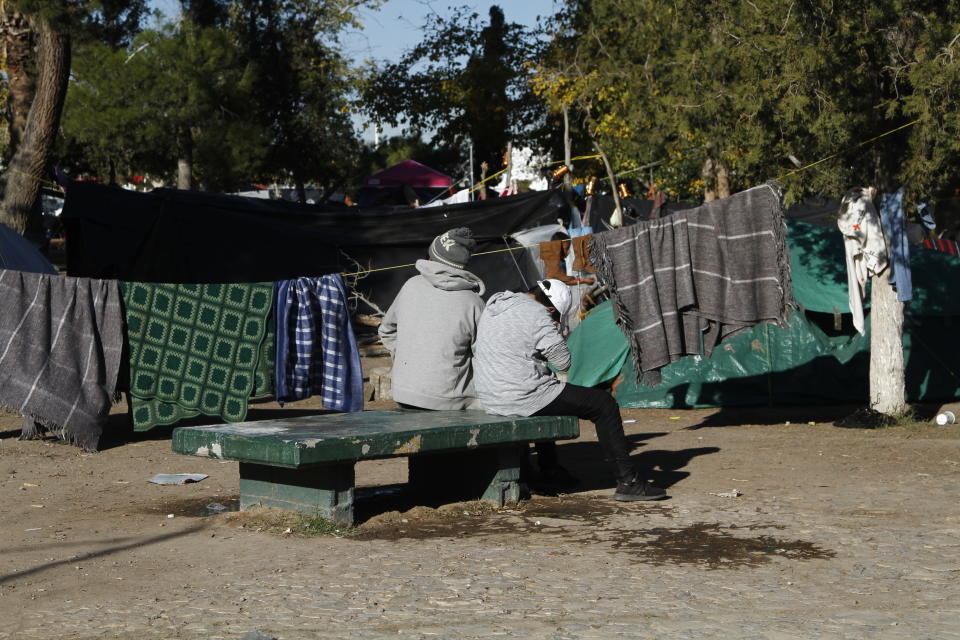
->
[474, 279, 667, 501]
[379, 227, 484, 410]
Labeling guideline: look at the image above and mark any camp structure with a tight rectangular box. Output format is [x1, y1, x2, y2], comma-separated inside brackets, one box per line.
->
[359, 160, 455, 208]
[60, 181, 568, 313]
[566, 214, 960, 408]
[0, 222, 57, 274]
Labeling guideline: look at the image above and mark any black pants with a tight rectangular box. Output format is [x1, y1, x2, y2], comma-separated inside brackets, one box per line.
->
[534, 383, 635, 481]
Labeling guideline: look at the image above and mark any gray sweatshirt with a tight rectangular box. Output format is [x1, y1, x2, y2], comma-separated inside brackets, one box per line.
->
[474, 291, 570, 417]
[379, 259, 485, 410]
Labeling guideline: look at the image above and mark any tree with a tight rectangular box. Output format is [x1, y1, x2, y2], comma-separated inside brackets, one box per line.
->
[358, 134, 465, 184]
[61, 21, 267, 190]
[537, 1, 960, 416]
[0, 0, 147, 235]
[227, 0, 380, 200]
[61, 1, 377, 195]
[361, 5, 548, 183]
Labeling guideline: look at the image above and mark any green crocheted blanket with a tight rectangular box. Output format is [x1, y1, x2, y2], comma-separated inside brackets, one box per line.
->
[121, 282, 274, 431]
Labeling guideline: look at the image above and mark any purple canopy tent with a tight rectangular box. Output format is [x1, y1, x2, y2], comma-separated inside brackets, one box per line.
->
[360, 161, 455, 207]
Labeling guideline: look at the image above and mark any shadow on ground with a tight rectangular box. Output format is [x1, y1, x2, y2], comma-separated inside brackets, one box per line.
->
[688, 402, 948, 430]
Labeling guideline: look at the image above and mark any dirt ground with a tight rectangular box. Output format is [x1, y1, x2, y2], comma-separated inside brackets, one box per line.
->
[2, 356, 960, 639]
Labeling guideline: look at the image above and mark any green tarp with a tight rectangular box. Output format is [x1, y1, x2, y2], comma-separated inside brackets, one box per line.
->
[788, 220, 960, 316]
[566, 301, 629, 387]
[566, 220, 960, 408]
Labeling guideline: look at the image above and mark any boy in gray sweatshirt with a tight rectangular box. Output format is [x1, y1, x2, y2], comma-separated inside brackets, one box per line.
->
[379, 228, 484, 410]
[474, 279, 667, 501]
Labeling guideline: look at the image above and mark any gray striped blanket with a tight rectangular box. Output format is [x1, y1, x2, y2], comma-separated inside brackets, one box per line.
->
[0, 270, 123, 450]
[591, 183, 794, 385]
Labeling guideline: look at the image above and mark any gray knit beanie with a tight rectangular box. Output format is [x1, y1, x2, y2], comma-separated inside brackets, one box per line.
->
[428, 227, 476, 269]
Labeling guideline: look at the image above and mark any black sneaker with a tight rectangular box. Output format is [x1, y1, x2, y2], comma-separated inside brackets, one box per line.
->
[613, 474, 668, 501]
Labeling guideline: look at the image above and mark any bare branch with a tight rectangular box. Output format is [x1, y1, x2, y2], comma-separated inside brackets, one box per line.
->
[339, 250, 386, 317]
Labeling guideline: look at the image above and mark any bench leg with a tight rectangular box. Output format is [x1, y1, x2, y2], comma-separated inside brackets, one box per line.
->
[239, 462, 355, 526]
[408, 444, 528, 508]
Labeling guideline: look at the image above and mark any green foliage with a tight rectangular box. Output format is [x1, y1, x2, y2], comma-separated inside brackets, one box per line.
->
[361, 5, 549, 180]
[538, 0, 960, 206]
[226, 0, 378, 192]
[10, 0, 148, 47]
[61, 21, 268, 188]
[59, 1, 381, 193]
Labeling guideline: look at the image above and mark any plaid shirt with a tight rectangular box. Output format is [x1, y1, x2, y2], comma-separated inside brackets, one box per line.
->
[274, 274, 363, 412]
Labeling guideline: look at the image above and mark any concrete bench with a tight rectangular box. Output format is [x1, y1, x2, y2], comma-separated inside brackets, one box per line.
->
[171, 409, 579, 526]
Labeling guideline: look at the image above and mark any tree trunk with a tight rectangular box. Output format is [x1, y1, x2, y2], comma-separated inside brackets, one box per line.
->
[295, 175, 306, 203]
[0, 16, 69, 235]
[176, 125, 193, 190]
[1, 8, 35, 163]
[716, 160, 731, 199]
[702, 157, 717, 202]
[869, 270, 906, 415]
[592, 138, 622, 226]
[562, 104, 572, 188]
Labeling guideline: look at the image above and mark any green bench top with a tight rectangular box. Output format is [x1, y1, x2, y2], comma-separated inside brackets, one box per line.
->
[172, 410, 580, 469]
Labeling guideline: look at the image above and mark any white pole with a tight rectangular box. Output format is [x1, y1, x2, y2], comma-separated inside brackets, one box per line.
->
[469, 139, 475, 202]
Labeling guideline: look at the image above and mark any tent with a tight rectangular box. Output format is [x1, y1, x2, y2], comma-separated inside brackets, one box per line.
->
[365, 160, 452, 188]
[360, 160, 454, 208]
[61, 182, 568, 312]
[0, 223, 57, 274]
[566, 219, 960, 407]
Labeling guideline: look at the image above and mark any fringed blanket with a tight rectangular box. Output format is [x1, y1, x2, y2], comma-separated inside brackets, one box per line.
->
[591, 183, 794, 385]
[274, 274, 364, 412]
[121, 281, 274, 430]
[0, 270, 123, 450]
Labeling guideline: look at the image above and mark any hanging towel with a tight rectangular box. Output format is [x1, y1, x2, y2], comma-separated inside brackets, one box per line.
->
[591, 183, 793, 385]
[538, 240, 576, 284]
[571, 234, 598, 274]
[511, 224, 566, 279]
[837, 188, 888, 335]
[879, 188, 912, 304]
[274, 274, 364, 412]
[0, 270, 123, 450]
[121, 281, 274, 430]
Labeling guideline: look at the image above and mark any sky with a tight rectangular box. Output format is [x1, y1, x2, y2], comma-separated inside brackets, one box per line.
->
[151, 1, 561, 62]
[149, 1, 562, 141]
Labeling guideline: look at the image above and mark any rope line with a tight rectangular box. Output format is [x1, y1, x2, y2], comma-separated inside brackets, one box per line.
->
[2, 165, 63, 191]
[351, 121, 927, 278]
[339, 239, 573, 277]
[468, 153, 603, 194]
[776, 119, 921, 180]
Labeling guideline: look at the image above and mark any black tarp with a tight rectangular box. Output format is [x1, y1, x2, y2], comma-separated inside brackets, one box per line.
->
[62, 182, 568, 312]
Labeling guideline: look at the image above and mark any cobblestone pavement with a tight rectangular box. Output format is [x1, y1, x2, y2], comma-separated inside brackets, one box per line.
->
[2, 408, 960, 639]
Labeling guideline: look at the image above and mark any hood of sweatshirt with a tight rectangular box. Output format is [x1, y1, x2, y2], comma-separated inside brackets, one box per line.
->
[415, 259, 486, 295]
[483, 290, 536, 317]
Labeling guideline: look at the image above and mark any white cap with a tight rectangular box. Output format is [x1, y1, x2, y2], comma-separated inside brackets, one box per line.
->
[538, 279, 572, 317]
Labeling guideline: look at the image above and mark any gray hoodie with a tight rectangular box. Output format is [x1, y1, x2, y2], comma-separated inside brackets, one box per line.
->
[474, 291, 570, 417]
[379, 259, 485, 410]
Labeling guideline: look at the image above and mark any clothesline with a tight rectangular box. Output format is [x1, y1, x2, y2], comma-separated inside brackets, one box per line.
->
[339, 240, 573, 278]
[340, 118, 924, 279]
[467, 153, 603, 195]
